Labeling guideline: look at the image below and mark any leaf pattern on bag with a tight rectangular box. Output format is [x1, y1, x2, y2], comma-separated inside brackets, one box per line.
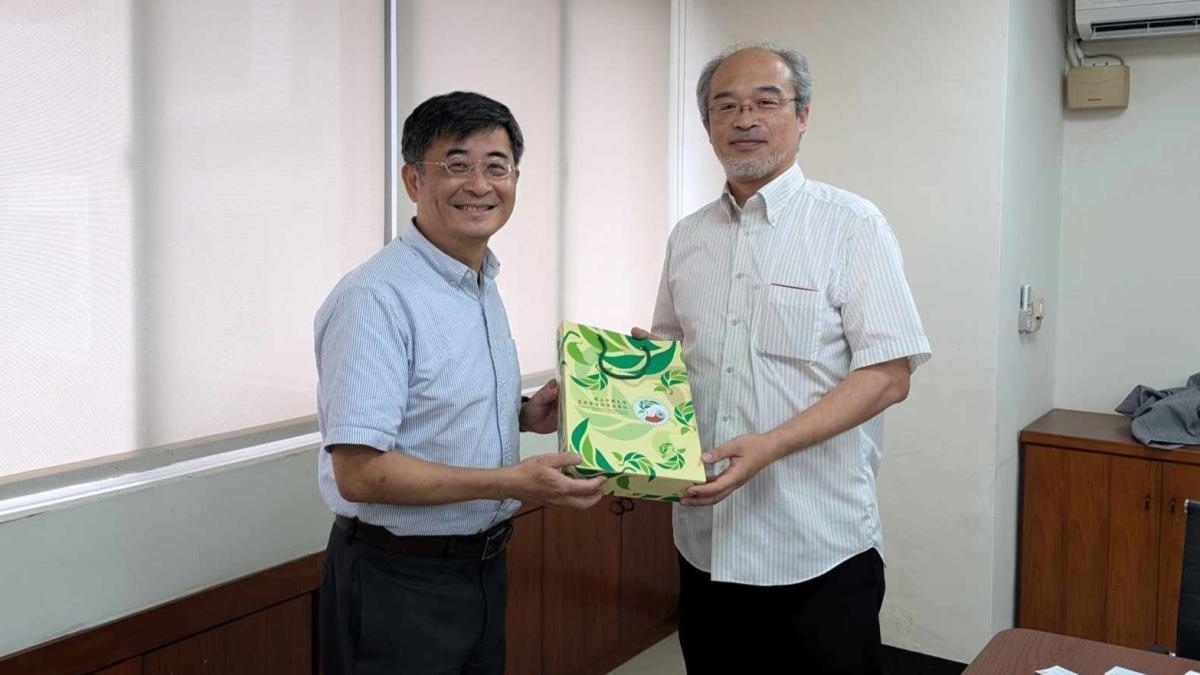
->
[656, 442, 686, 470]
[654, 369, 689, 395]
[673, 401, 695, 433]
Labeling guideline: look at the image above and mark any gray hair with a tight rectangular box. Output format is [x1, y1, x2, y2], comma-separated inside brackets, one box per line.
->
[696, 41, 812, 129]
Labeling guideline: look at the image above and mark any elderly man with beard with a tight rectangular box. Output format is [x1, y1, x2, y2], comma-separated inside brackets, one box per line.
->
[634, 43, 932, 674]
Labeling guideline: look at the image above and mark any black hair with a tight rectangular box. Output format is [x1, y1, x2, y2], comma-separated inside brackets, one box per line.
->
[401, 91, 525, 166]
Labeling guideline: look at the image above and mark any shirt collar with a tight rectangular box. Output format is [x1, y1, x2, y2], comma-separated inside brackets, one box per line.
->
[400, 218, 501, 288]
[720, 162, 806, 227]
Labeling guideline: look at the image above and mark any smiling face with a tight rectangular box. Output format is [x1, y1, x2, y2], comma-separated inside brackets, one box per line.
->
[401, 127, 518, 269]
[706, 49, 808, 190]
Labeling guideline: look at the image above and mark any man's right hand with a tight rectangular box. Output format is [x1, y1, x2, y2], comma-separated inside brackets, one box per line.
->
[630, 326, 660, 341]
[504, 453, 606, 509]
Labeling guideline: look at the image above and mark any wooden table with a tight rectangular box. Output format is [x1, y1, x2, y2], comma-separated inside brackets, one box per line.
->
[965, 629, 1200, 674]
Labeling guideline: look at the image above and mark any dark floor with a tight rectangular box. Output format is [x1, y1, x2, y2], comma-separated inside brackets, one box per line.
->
[882, 645, 967, 675]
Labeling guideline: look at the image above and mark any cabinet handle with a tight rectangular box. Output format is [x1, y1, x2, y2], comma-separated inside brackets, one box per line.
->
[609, 500, 626, 516]
[623, 498, 636, 513]
[1145, 494, 1151, 511]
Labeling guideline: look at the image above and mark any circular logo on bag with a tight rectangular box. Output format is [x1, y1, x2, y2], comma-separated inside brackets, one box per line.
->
[632, 397, 669, 426]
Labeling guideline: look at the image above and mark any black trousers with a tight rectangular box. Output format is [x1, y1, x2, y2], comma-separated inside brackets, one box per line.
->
[678, 548, 885, 675]
[319, 523, 507, 675]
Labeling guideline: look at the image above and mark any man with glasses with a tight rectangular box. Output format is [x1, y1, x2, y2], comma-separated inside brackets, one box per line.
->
[314, 91, 605, 675]
[636, 44, 931, 673]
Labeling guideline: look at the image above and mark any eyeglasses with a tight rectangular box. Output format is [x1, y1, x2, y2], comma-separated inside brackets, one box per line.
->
[415, 157, 516, 180]
[707, 97, 799, 121]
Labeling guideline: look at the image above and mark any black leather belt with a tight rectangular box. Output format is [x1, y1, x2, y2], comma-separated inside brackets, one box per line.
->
[334, 515, 513, 560]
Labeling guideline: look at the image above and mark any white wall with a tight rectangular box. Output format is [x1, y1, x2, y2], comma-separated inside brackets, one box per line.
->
[0, 431, 559, 657]
[1056, 36, 1200, 412]
[993, 0, 1064, 636]
[0, 448, 329, 657]
[682, 0, 1011, 661]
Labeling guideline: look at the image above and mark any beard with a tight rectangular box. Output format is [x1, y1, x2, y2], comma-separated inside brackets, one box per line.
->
[721, 148, 790, 181]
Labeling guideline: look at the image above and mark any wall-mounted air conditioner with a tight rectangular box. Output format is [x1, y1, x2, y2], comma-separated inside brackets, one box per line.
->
[1076, 0, 1200, 40]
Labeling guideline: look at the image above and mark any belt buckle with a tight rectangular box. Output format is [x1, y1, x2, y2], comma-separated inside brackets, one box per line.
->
[480, 522, 512, 560]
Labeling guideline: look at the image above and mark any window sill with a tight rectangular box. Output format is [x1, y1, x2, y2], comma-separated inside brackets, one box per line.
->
[0, 417, 320, 524]
[0, 369, 558, 525]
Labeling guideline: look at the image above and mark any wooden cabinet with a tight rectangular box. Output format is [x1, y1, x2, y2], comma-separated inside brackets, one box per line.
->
[619, 500, 679, 644]
[93, 660, 143, 675]
[508, 496, 678, 675]
[505, 507, 544, 675]
[1105, 455, 1160, 648]
[1019, 409, 1200, 651]
[142, 595, 311, 675]
[542, 497, 624, 675]
[1157, 463, 1200, 650]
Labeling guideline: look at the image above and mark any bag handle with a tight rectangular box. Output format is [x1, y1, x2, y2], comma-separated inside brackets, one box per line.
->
[596, 335, 652, 380]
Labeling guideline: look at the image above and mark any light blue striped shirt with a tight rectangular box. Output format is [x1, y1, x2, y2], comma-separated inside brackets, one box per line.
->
[314, 219, 521, 536]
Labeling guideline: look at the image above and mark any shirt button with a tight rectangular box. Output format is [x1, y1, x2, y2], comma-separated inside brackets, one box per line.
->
[731, 319, 739, 326]
[722, 416, 730, 422]
[725, 366, 733, 374]
[735, 272, 745, 280]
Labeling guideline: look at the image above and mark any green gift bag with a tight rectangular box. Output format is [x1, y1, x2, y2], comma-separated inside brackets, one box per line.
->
[556, 320, 705, 502]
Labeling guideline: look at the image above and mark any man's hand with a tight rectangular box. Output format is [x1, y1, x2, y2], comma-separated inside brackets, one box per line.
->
[630, 326, 660, 341]
[519, 379, 559, 433]
[681, 433, 782, 507]
[504, 452, 606, 509]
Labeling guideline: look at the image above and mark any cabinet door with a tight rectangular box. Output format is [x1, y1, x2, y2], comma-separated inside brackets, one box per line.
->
[542, 497, 622, 675]
[619, 499, 679, 644]
[506, 509, 544, 675]
[143, 595, 311, 675]
[1105, 455, 1162, 649]
[1019, 444, 1070, 632]
[1065, 451, 1111, 641]
[1157, 463, 1200, 651]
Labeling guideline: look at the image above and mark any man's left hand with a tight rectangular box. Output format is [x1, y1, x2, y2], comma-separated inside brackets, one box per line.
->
[681, 433, 781, 507]
[519, 379, 559, 434]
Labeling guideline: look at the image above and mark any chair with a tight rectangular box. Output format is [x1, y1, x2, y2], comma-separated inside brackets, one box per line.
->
[1176, 499, 1200, 658]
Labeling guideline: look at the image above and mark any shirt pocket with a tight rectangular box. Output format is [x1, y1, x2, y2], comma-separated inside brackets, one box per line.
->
[754, 282, 824, 362]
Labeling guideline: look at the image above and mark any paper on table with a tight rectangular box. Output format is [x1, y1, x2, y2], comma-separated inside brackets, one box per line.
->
[1104, 667, 1147, 675]
[1036, 667, 1079, 675]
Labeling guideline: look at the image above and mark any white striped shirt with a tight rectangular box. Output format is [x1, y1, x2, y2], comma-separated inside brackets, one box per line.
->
[652, 163, 931, 585]
[313, 219, 521, 536]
